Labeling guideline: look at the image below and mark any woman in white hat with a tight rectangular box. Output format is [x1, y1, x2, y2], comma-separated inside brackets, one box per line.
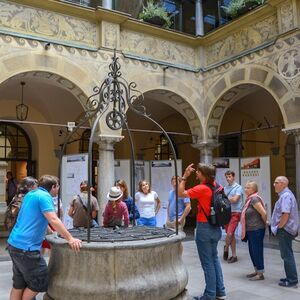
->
[135, 180, 161, 227]
[103, 186, 129, 227]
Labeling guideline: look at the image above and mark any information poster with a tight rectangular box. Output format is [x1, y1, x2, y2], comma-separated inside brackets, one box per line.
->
[61, 154, 88, 228]
[114, 160, 150, 195]
[240, 156, 271, 220]
[150, 160, 182, 228]
[213, 158, 240, 187]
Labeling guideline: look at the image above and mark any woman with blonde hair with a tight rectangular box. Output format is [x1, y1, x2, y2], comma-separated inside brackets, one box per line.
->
[241, 180, 267, 281]
[135, 180, 161, 227]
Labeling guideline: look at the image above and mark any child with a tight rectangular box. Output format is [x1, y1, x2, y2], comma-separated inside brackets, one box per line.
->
[103, 186, 129, 227]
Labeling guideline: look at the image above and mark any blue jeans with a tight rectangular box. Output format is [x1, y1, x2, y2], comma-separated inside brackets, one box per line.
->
[137, 216, 156, 227]
[277, 228, 298, 284]
[247, 228, 265, 272]
[195, 222, 225, 299]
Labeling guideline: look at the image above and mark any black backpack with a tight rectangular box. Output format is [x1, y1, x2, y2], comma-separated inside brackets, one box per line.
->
[203, 183, 231, 227]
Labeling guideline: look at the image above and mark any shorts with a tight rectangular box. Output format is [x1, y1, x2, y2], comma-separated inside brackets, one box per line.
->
[224, 212, 241, 235]
[137, 217, 156, 227]
[8, 244, 48, 292]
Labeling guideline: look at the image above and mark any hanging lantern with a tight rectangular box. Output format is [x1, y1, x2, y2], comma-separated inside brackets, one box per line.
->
[16, 81, 29, 121]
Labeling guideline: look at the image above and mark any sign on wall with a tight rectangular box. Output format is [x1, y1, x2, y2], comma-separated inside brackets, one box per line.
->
[213, 158, 240, 187]
[150, 160, 182, 228]
[61, 154, 88, 228]
[240, 156, 271, 219]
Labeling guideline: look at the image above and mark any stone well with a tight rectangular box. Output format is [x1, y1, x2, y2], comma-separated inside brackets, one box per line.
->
[44, 227, 188, 300]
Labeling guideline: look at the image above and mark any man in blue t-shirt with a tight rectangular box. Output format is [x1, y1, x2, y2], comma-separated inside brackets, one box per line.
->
[166, 176, 191, 230]
[7, 175, 82, 300]
[223, 170, 243, 264]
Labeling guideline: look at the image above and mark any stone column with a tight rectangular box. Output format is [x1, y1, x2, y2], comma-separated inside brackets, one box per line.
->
[285, 128, 300, 204]
[192, 140, 219, 164]
[195, 0, 204, 36]
[102, 0, 113, 9]
[96, 134, 123, 225]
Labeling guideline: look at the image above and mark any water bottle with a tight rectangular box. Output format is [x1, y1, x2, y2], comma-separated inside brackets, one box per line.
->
[210, 206, 217, 225]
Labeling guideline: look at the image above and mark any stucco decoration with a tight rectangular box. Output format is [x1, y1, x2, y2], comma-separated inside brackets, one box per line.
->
[206, 15, 278, 65]
[0, 1, 97, 48]
[278, 47, 300, 79]
[279, 1, 295, 33]
[146, 89, 203, 139]
[102, 21, 119, 49]
[120, 29, 195, 67]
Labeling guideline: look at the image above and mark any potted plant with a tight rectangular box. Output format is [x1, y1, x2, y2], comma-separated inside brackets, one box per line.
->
[139, 0, 172, 28]
[223, 0, 265, 19]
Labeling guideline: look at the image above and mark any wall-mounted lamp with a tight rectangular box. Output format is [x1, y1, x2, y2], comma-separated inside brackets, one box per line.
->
[16, 81, 29, 121]
[44, 42, 51, 50]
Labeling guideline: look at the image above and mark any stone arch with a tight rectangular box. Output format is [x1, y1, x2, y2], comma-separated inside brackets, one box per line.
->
[126, 71, 204, 142]
[204, 64, 294, 140]
[0, 51, 98, 109]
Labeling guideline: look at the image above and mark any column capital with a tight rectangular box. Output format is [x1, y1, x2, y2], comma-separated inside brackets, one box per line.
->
[283, 127, 300, 144]
[96, 134, 124, 150]
[192, 139, 220, 151]
[192, 139, 220, 164]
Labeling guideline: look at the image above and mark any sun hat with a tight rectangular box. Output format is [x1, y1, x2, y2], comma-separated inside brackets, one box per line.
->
[107, 186, 123, 201]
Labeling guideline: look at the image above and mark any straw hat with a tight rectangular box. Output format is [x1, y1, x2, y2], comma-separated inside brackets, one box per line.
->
[107, 186, 123, 201]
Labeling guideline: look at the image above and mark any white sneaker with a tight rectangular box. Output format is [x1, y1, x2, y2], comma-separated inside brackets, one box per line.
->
[216, 296, 226, 300]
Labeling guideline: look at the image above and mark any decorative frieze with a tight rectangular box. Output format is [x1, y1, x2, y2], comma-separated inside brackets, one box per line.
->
[0, 1, 97, 48]
[120, 29, 195, 68]
[206, 15, 278, 65]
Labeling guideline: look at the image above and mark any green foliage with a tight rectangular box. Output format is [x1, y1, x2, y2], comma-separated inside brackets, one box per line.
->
[223, 0, 265, 18]
[139, 0, 172, 28]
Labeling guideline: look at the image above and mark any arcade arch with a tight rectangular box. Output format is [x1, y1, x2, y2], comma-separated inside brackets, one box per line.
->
[114, 88, 204, 169]
[0, 71, 89, 178]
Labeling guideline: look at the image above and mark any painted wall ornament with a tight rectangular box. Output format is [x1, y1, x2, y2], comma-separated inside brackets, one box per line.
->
[278, 48, 300, 79]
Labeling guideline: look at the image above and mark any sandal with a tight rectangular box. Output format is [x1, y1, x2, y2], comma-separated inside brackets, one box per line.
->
[249, 274, 264, 281]
[246, 272, 257, 278]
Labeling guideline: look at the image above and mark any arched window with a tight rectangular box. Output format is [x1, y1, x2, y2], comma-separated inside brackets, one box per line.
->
[0, 122, 34, 177]
[0, 123, 31, 161]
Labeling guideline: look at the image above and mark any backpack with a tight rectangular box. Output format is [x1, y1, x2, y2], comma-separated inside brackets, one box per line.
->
[4, 194, 24, 232]
[203, 183, 231, 227]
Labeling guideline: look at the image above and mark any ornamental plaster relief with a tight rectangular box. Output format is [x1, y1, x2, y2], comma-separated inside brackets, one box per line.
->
[278, 1, 295, 33]
[102, 21, 119, 49]
[0, 1, 97, 48]
[206, 15, 278, 65]
[120, 29, 195, 67]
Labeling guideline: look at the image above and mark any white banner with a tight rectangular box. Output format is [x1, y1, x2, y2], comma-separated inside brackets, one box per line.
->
[150, 160, 182, 228]
[61, 153, 88, 228]
[241, 156, 271, 220]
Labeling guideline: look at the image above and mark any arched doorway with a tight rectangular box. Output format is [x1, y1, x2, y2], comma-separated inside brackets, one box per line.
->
[212, 84, 286, 209]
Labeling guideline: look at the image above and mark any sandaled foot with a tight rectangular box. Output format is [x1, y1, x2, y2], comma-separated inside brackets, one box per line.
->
[227, 256, 238, 263]
[249, 274, 264, 281]
[246, 272, 257, 278]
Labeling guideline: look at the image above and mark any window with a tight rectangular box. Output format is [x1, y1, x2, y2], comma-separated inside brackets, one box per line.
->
[154, 134, 176, 160]
[0, 123, 31, 161]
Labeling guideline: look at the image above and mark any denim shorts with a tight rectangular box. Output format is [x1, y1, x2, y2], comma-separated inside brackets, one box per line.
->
[8, 244, 48, 292]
